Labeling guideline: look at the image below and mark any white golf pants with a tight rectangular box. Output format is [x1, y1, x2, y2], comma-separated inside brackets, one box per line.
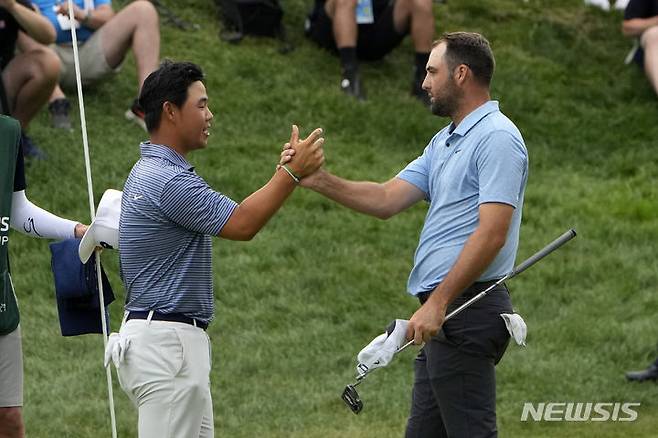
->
[116, 319, 214, 438]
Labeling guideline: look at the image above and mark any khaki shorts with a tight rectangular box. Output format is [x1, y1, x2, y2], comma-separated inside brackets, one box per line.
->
[53, 28, 121, 90]
[0, 325, 23, 407]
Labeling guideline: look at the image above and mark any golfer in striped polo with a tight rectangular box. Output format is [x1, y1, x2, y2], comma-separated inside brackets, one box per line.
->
[111, 61, 324, 438]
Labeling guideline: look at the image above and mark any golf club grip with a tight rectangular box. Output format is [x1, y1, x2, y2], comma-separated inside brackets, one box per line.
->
[510, 229, 576, 278]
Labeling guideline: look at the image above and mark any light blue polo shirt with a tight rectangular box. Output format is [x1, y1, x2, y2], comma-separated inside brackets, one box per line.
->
[397, 101, 528, 296]
[119, 143, 238, 324]
[33, 0, 111, 44]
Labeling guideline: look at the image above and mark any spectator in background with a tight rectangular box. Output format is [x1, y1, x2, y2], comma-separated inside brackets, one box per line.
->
[30, 0, 160, 130]
[622, 0, 658, 97]
[1, 0, 59, 158]
[305, 0, 434, 103]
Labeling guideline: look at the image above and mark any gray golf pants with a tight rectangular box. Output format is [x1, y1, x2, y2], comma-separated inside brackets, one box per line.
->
[405, 282, 513, 438]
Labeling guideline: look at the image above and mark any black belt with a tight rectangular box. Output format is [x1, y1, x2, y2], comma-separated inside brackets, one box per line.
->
[126, 311, 208, 330]
[417, 279, 505, 305]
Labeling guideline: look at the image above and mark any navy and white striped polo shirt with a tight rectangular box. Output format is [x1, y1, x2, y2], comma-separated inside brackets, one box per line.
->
[119, 142, 238, 324]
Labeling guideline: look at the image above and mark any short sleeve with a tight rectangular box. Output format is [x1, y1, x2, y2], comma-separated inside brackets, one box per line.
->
[396, 144, 434, 197]
[624, 0, 649, 20]
[476, 130, 528, 208]
[160, 172, 238, 235]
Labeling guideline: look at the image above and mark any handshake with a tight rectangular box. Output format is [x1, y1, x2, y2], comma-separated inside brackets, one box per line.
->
[278, 125, 325, 186]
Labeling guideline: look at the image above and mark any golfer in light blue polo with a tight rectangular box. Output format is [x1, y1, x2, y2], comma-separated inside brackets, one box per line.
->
[281, 32, 528, 437]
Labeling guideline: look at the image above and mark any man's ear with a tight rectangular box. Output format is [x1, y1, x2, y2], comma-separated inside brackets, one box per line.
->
[455, 64, 469, 85]
[162, 101, 176, 122]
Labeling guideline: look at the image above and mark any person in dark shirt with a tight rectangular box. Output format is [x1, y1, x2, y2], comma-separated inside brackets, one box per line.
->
[305, 0, 434, 103]
[623, 0, 658, 97]
[1, 115, 87, 438]
[1, 0, 60, 157]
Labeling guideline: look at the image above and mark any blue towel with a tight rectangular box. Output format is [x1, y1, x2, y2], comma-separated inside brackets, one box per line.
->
[50, 238, 115, 336]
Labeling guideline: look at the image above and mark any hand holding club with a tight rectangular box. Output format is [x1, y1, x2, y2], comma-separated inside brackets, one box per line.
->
[406, 299, 446, 345]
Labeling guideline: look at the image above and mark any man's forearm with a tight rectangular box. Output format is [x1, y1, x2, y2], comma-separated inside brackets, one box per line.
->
[79, 6, 114, 30]
[428, 223, 507, 311]
[11, 2, 55, 44]
[220, 168, 297, 240]
[305, 170, 394, 219]
[622, 17, 658, 37]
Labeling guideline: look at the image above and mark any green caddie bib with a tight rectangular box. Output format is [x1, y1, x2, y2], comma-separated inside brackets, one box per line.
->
[0, 115, 21, 335]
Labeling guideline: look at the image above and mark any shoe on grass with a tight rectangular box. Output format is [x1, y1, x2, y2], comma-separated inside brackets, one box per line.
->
[21, 132, 46, 160]
[340, 69, 366, 101]
[48, 98, 72, 130]
[625, 358, 658, 382]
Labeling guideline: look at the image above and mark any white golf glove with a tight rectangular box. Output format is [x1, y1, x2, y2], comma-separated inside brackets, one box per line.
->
[500, 313, 527, 346]
[356, 319, 409, 376]
[104, 332, 131, 368]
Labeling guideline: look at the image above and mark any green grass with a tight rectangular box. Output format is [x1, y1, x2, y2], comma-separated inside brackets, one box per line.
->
[10, 0, 658, 436]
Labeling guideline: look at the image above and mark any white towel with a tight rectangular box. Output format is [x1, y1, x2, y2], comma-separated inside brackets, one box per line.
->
[356, 319, 408, 376]
[500, 313, 527, 347]
[104, 332, 131, 368]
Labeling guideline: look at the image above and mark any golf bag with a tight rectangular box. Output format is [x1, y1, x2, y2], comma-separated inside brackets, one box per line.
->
[216, 0, 292, 52]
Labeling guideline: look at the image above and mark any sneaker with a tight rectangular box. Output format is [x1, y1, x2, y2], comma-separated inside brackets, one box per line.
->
[125, 99, 146, 131]
[625, 358, 658, 382]
[340, 69, 366, 101]
[48, 98, 72, 130]
[21, 132, 46, 160]
[411, 67, 431, 107]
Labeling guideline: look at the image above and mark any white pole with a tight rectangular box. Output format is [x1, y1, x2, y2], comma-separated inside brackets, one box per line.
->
[67, 2, 118, 437]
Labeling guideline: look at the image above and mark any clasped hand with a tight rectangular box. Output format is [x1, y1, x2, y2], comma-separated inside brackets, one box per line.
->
[280, 125, 325, 183]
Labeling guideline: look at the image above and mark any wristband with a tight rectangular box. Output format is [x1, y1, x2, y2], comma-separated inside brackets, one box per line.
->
[281, 164, 301, 184]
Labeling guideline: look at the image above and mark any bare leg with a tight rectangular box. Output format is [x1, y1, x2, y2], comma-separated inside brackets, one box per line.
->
[0, 407, 25, 438]
[49, 85, 67, 102]
[393, 0, 434, 53]
[325, 0, 358, 48]
[641, 25, 658, 97]
[16, 32, 68, 104]
[99, 0, 160, 91]
[2, 47, 60, 130]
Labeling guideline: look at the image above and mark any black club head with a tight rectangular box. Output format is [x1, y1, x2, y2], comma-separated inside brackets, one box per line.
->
[341, 384, 363, 414]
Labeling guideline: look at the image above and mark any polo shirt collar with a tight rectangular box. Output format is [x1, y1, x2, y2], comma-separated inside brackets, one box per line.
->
[140, 142, 194, 171]
[448, 100, 499, 137]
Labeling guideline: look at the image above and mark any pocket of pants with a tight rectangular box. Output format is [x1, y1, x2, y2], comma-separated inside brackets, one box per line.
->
[159, 327, 185, 377]
[205, 332, 212, 370]
[125, 325, 185, 380]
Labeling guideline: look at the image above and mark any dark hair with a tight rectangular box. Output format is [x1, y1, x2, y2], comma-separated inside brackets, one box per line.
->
[138, 60, 205, 132]
[434, 32, 495, 86]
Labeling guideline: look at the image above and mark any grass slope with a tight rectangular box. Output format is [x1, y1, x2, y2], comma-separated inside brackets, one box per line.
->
[10, 0, 657, 436]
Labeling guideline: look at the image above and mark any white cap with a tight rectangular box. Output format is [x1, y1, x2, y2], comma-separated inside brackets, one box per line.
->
[78, 189, 122, 263]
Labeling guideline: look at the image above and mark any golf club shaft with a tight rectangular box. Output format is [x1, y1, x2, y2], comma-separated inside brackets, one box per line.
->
[397, 229, 577, 353]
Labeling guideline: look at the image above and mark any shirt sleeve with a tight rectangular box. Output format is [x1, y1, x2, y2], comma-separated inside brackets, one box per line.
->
[160, 171, 238, 236]
[13, 143, 26, 192]
[396, 142, 434, 198]
[624, 0, 650, 20]
[475, 130, 528, 208]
